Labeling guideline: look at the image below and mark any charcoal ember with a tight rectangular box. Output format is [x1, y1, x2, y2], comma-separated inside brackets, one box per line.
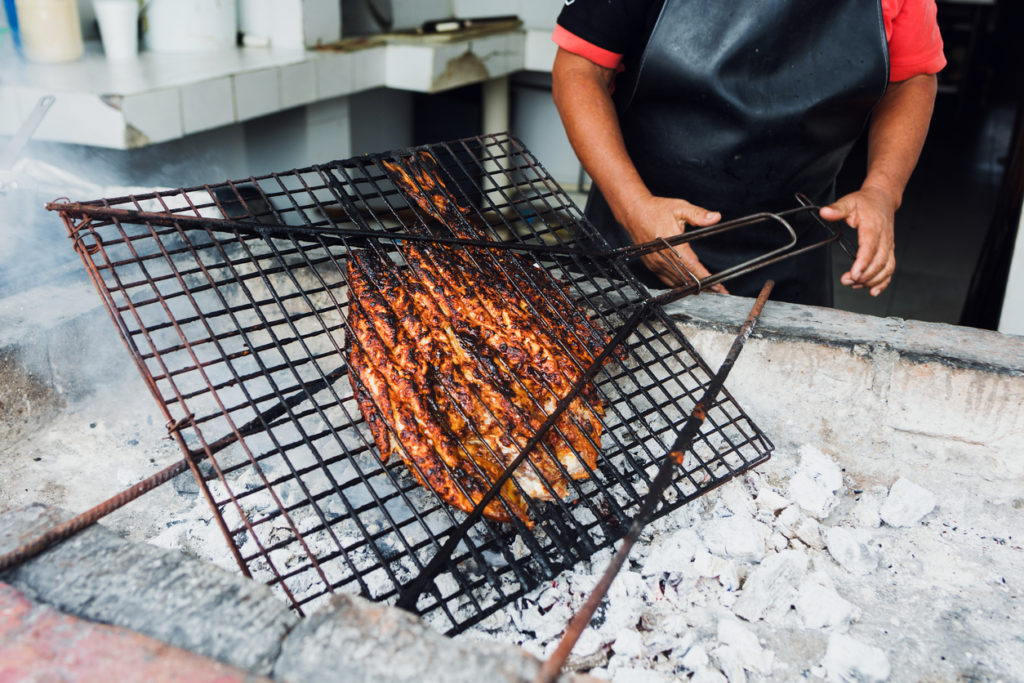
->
[611, 627, 644, 658]
[715, 616, 774, 677]
[732, 550, 808, 623]
[641, 527, 700, 576]
[880, 477, 937, 527]
[680, 643, 710, 673]
[691, 551, 740, 591]
[794, 572, 860, 630]
[850, 488, 885, 528]
[700, 516, 770, 564]
[788, 445, 844, 519]
[794, 517, 825, 550]
[172, 472, 200, 497]
[775, 504, 801, 539]
[690, 665, 727, 683]
[754, 487, 791, 514]
[822, 633, 891, 683]
[717, 480, 757, 518]
[824, 526, 879, 576]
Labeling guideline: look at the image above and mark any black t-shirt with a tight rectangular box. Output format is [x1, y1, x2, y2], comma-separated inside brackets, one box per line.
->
[555, 0, 665, 74]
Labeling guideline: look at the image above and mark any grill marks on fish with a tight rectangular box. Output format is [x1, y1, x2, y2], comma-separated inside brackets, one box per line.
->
[347, 251, 529, 524]
[344, 152, 615, 524]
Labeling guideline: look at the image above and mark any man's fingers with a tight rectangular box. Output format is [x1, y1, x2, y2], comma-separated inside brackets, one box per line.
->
[820, 197, 854, 221]
[673, 203, 721, 227]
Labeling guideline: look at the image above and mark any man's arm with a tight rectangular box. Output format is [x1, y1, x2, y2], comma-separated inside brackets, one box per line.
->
[551, 48, 726, 291]
[821, 73, 938, 296]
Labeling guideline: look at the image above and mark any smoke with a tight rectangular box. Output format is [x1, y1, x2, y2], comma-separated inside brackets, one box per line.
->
[0, 132, 232, 407]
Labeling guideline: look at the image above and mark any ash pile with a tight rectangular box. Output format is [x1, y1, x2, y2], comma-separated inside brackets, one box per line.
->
[457, 444, 1021, 682]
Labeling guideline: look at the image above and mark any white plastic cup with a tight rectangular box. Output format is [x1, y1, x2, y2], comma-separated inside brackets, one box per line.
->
[93, 0, 139, 60]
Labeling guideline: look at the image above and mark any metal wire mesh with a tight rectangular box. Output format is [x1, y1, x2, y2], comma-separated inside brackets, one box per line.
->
[52, 133, 772, 634]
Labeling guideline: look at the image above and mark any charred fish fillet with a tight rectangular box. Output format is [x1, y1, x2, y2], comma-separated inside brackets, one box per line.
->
[344, 152, 617, 524]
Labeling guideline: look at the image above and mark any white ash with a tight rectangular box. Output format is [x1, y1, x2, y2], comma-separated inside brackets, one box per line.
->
[794, 572, 860, 631]
[822, 633, 891, 682]
[879, 477, 937, 527]
[787, 444, 844, 519]
[72, 412, 1018, 682]
[459, 444, 1024, 682]
[824, 527, 880, 576]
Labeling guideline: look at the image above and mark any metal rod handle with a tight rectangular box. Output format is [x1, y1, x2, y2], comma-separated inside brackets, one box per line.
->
[0, 458, 190, 574]
[535, 279, 774, 683]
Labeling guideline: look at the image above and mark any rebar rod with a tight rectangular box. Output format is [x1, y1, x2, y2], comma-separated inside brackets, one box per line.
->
[0, 458, 190, 574]
[535, 279, 774, 683]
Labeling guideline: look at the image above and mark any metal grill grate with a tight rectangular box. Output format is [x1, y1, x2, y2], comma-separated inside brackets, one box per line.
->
[51, 134, 780, 634]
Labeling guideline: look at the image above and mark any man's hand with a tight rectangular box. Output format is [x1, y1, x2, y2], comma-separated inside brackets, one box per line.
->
[621, 195, 728, 292]
[820, 186, 898, 296]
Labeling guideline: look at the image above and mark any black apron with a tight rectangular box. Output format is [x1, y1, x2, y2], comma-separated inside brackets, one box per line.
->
[585, 0, 889, 305]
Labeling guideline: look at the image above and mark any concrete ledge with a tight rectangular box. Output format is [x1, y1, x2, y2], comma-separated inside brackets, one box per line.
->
[659, 292, 1024, 503]
[0, 504, 586, 682]
[0, 582, 268, 682]
[0, 504, 298, 675]
[666, 292, 1024, 377]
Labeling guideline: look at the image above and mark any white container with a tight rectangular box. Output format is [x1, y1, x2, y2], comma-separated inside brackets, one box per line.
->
[14, 0, 84, 63]
[142, 0, 237, 53]
[270, 0, 340, 49]
[93, 0, 139, 60]
[238, 0, 271, 47]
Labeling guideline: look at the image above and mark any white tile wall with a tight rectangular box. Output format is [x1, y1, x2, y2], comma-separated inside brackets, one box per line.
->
[515, 0, 560, 30]
[0, 22, 555, 148]
[315, 51, 355, 99]
[351, 45, 387, 94]
[234, 68, 282, 121]
[384, 45, 434, 92]
[279, 61, 318, 110]
[29, 90, 127, 148]
[272, 0, 341, 49]
[121, 88, 183, 145]
[301, 0, 342, 47]
[181, 77, 235, 134]
[524, 29, 556, 72]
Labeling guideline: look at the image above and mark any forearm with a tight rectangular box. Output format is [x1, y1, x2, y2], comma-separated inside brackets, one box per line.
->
[551, 48, 724, 290]
[861, 73, 938, 210]
[551, 49, 651, 232]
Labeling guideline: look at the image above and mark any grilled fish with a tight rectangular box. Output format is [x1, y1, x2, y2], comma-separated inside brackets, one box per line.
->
[345, 151, 615, 525]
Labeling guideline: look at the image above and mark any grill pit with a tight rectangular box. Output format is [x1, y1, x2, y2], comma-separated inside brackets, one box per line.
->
[2, 137, 1022, 681]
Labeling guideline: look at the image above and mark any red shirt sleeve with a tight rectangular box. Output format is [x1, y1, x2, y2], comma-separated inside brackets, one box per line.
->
[552, 24, 624, 70]
[882, 0, 947, 81]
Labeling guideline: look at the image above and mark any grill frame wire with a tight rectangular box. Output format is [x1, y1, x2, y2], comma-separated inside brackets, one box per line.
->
[44, 134, 818, 633]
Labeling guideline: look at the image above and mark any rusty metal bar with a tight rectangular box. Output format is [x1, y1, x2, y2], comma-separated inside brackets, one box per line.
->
[393, 302, 650, 612]
[536, 279, 775, 683]
[0, 458, 190, 574]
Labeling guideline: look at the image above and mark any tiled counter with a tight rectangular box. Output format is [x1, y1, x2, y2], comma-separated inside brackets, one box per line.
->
[0, 27, 556, 150]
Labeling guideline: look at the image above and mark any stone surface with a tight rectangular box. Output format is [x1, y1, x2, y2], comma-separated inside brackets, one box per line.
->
[0, 504, 298, 675]
[0, 504, 599, 683]
[273, 592, 542, 683]
[0, 582, 269, 683]
[879, 477, 937, 527]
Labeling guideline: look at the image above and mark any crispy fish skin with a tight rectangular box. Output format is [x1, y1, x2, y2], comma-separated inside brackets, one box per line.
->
[406, 245, 599, 491]
[346, 250, 530, 525]
[344, 152, 614, 524]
